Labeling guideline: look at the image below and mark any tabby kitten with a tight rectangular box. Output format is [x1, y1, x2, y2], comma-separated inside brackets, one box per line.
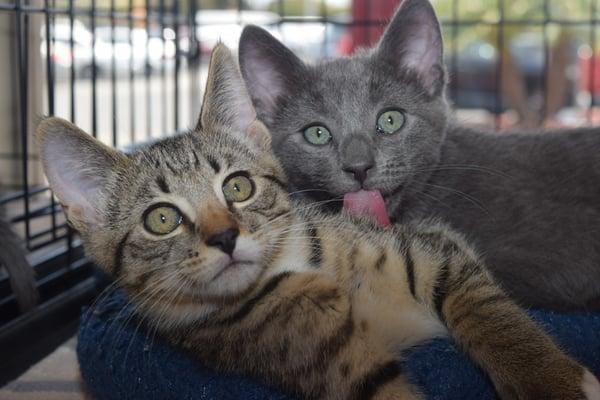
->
[37, 45, 600, 400]
[238, 0, 600, 311]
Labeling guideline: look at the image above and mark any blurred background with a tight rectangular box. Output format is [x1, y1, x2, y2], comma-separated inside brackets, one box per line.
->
[0, 0, 599, 388]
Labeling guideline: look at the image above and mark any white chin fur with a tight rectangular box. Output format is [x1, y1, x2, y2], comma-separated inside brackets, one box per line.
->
[233, 236, 261, 263]
[582, 369, 600, 400]
[204, 262, 262, 297]
[201, 236, 263, 298]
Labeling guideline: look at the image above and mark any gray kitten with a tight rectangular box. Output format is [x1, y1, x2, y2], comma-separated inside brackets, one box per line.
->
[238, 0, 600, 311]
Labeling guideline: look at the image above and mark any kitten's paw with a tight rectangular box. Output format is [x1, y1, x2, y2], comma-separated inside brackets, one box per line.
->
[582, 369, 600, 400]
[496, 361, 598, 400]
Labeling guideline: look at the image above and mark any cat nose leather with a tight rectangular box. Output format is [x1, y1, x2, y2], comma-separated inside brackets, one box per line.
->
[206, 228, 239, 256]
[341, 136, 375, 185]
[343, 161, 373, 184]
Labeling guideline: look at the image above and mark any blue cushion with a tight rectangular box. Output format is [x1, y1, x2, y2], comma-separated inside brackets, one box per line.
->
[78, 289, 600, 400]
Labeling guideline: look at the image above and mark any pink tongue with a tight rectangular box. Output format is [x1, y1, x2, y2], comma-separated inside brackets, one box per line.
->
[343, 190, 390, 227]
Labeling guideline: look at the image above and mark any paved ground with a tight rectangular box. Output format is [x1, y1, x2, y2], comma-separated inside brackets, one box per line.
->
[0, 337, 89, 400]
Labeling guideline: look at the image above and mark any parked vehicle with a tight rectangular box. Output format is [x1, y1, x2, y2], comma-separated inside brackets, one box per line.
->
[41, 19, 175, 78]
[94, 26, 172, 76]
[195, 9, 280, 55]
[194, 10, 349, 61]
[40, 18, 93, 78]
[447, 33, 578, 113]
[275, 18, 350, 60]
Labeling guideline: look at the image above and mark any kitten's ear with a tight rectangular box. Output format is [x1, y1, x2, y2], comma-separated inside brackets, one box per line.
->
[376, 0, 445, 96]
[199, 44, 270, 149]
[36, 117, 128, 233]
[238, 25, 305, 124]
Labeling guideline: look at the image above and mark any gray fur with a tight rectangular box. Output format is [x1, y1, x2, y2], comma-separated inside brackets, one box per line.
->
[238, 0, 600, 310]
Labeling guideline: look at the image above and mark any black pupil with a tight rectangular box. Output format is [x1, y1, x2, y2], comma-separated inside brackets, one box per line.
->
[160, 213, 166, 224]
[387, 115, 394, 125]
[234, 182, 240, 192]
[316, 128, 322, 137]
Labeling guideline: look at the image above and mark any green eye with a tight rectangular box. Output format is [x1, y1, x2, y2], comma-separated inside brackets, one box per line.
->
[223, 173, 255, 203]
[376, 110, 405, 135]
[303, 125, 332, 145]
[143, 204, 183, 235]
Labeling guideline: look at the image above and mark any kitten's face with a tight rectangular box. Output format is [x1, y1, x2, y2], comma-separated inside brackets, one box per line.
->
[107, 132, 289, 306]
[38, 45, 290, 324]
[267, 57, 449, 201]
[240, 0, 449, 210]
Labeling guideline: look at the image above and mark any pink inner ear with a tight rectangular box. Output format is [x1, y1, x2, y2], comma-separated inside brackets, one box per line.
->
[245, 120, 270, 148]
[242, 46, 287, 114]
[43, 140, 105, 228]
[401, 31, 442, 92]
[377, 0, 444, 95]
[50, 169, 103, 228]
[403, 30, 438, 66]
[247, 124, 261, 140]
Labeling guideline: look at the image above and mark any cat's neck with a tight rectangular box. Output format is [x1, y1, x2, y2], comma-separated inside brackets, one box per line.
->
[268, 208, 322, 276]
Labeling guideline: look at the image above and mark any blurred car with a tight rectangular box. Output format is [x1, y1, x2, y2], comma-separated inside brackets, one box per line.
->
[195, 9, 280, 55]
[275, 18, 350, 60]
[41, 19, 175, 78]
[94, 26, 172, 76]
[40, 18, 93, 77]
[195, 10, 349, 62]
[446, 33, 578, 113]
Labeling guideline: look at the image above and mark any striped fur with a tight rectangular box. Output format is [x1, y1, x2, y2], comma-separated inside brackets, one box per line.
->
[36, 44, 600, 400]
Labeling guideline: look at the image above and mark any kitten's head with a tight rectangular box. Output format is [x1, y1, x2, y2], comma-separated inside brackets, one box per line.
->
[37, 45, 291, 324]
[239, 0, 449, 212]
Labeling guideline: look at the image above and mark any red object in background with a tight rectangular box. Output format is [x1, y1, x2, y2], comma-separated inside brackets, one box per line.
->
[579, 53, 600, 96]
[350, 0, 402, 53]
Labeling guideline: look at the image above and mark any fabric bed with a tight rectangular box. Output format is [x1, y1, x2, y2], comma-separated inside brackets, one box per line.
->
[78, 289, 600, 400]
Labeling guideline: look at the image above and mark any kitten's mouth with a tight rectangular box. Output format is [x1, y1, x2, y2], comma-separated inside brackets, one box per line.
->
[210, 259, 253, 282]
[343, 190, 390, 227]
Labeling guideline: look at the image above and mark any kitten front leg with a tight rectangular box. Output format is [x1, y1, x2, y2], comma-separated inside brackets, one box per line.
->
[444, 274, 597, 400]
[410, 227, 600, 400]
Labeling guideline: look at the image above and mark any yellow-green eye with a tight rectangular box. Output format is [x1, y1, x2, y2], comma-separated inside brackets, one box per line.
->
[143, 204, 183, 235]
[376, 110, 405, 135]
[303, 125, 332, 145]
[223, 173, 255, 203]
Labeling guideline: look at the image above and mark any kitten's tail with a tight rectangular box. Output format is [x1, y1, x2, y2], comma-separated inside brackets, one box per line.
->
[0, 217, 39, 312]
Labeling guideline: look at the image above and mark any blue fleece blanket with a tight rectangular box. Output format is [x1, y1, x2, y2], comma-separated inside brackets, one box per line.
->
[77, 289, 600, 400]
